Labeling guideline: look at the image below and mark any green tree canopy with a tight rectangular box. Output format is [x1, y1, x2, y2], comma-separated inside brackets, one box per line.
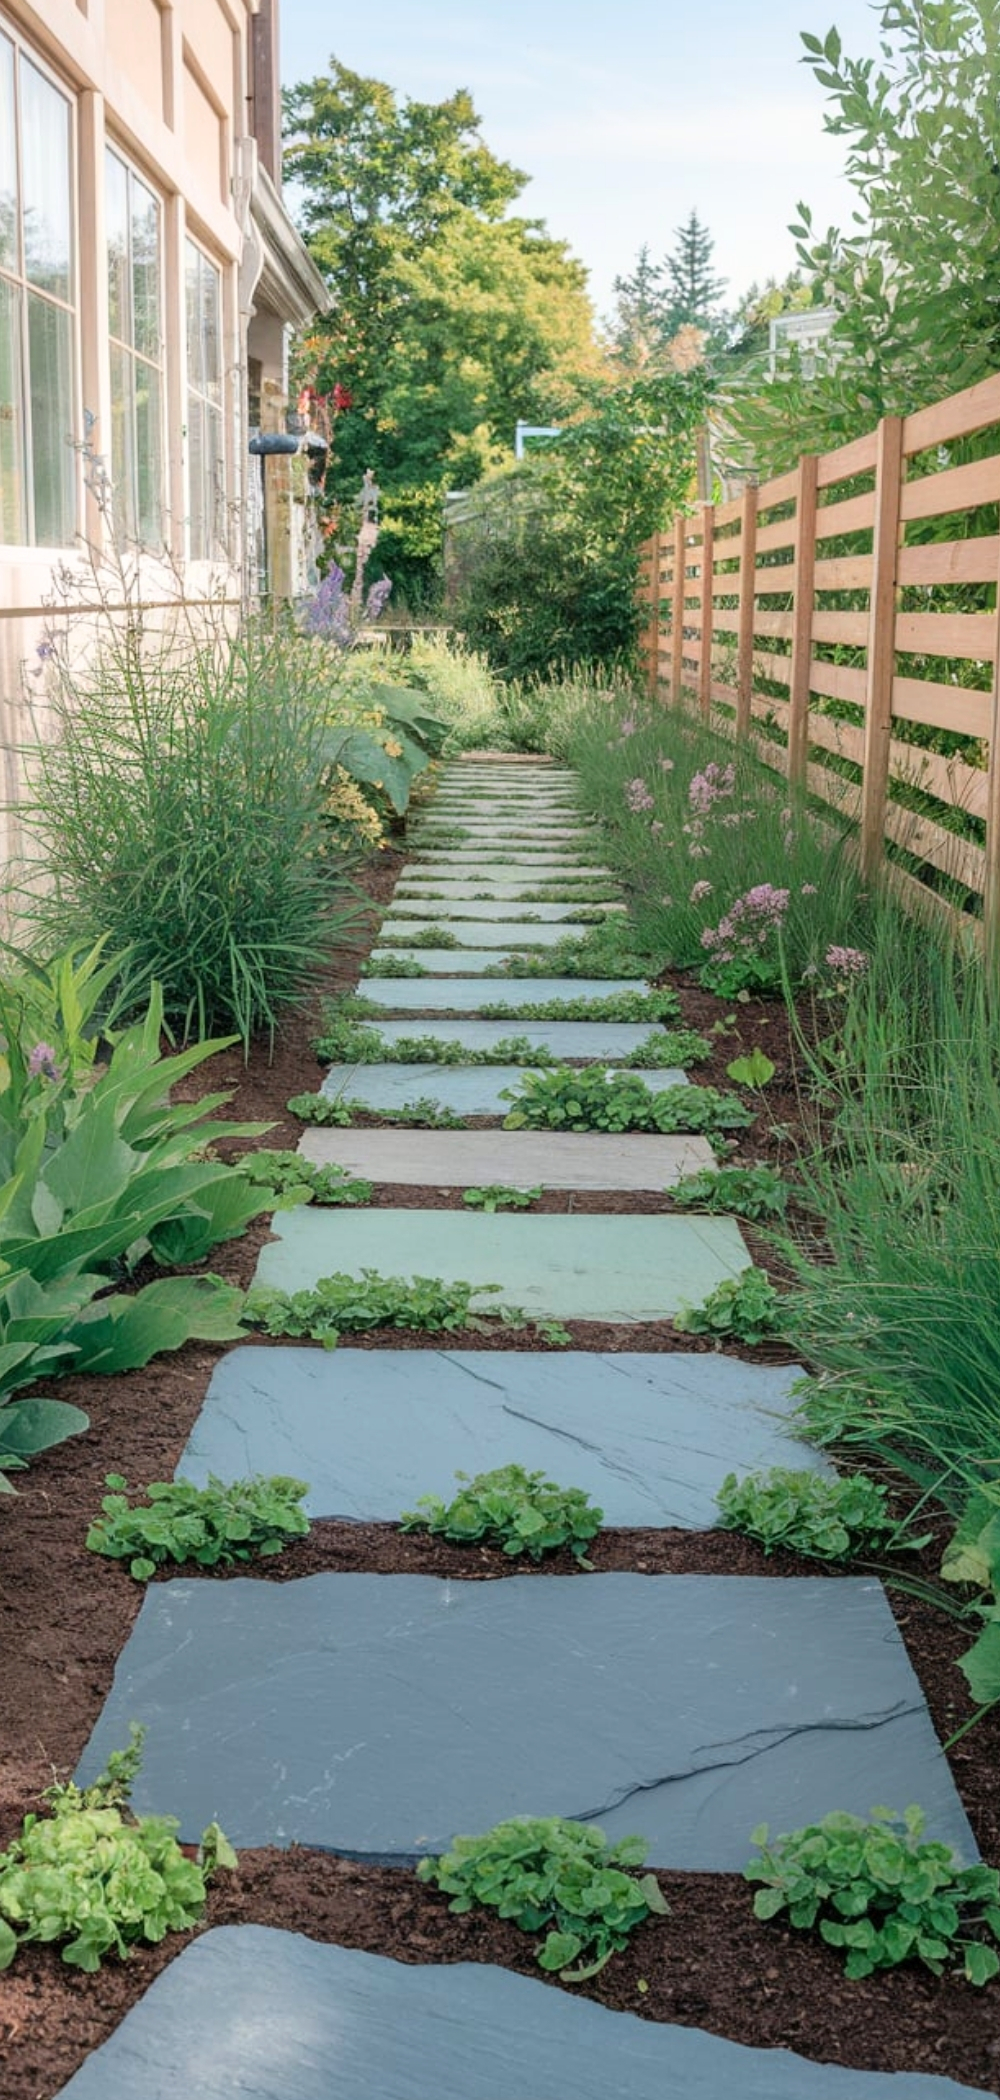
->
[284, 60, 602, 604]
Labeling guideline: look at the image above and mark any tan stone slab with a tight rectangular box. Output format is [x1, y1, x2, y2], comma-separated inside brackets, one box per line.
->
[297, 1128, 716, 1191]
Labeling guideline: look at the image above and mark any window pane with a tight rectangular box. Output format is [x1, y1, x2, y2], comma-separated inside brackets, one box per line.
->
[0, 276, 25, 542]
[205, 402, 224, 558]
[199, 255, 221, 404]
[184, 238, 202, 395]
[131, 174, 160, 361]
[0, 34, 17, 276]
[135, 359, 162, 547]
[105, 149, 129, 345]
[20, 60, 71, 302]
[109, 337, 135, 541]
[28, 291, 74, 544]
[187, 391, 205, 559]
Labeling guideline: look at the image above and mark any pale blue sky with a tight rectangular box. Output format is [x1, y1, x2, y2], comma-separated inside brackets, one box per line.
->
[278, 0, 885, 324]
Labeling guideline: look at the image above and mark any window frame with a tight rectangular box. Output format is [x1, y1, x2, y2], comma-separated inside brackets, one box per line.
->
[105, 140, 167, 552]
[0, 15, 80, 551]
[183, 232, 227, 564]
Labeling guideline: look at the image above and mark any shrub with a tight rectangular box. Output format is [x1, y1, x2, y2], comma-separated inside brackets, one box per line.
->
[0, 1726, 235, 1972]
[418, 1816, 668, 1978]
[502, 1068, 752, 1135]
[745, 1806, 1000, 1985]
[715, 1467, 925, 1562]
[401, 1464, 602, 1563]
[674, 1267, 783, 1344]
[87, 1473, 310, 1580]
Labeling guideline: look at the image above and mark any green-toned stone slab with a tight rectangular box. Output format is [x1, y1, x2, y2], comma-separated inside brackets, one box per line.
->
[254, 1209, 749, 1321]
[361, 1019, 663, 1057]
[51, 1929, 988, 2100]
[299, 1128, 714, 1190]
[357, 976, 650, 1011]
[384, 900, 624, 922]
[318, 1063, 688, 1115]
[377, 920, 601, 947]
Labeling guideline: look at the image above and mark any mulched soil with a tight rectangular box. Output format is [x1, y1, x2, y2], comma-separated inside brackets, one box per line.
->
[4, 825, 1000, 2097]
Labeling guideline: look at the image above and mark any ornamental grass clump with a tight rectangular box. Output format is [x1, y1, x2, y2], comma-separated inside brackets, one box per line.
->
[417, 1816, 668, 1980]
[401, 1464, 602, 1563]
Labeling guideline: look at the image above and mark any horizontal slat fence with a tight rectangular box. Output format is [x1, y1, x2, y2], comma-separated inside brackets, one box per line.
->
[639, 370, 1000, 954]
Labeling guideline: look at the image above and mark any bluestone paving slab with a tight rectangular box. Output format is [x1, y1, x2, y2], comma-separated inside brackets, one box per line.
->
[396, 876, 617, 897]
[384, 899, 623, 921]
[52, 1928, 988, 2100]
[254, 1209, 748, 1321]
[365, 948, 531, 973]
[377, 919, 600, 947]
[74, 1573, 977, 1868]
[362, 1019, 657, 1056]
[409, 849, 601, 865]
[180, 1346, 813, 1526]
[298, 1127, 715, 1189]
[399, 868, 615, 886]
[356, 976, 650, 1010]
[318, 1062, 687, 1115]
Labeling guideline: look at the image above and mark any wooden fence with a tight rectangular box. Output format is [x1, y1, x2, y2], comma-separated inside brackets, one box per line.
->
[637, 371, 1000, 954]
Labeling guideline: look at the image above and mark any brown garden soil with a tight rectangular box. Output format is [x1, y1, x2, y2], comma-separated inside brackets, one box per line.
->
[3, 826, 1000, 2096]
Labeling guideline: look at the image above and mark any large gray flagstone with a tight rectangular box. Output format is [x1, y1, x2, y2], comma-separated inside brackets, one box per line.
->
[398, 868, 615, 886]
[396, 876, 618, 897]
[254, 1210, 748, 1321]
[179, 1346, 813, 1527]
[52, 1929, 987, 2100]
[364, 949, 536, 973]
[356, 976, 650, 1011]
[377, 920, 601, 947]
[318, 1062, 688, 1115]
[74, 1573, 977, 1869]
[359, 1019, 666, 1058]
[409, 849, 600, 865]
[385, 899, 624, 922]
[298, 1128, 715, 1190]
[412, 825, 591, 840]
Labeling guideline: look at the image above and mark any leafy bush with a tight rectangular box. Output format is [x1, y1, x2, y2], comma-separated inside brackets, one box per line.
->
[716, 1467, 924, 1562]
[672, 1163, 791, 1221]
[0, 1726, 235, 1973]
[237, 1148, 373, 1207]
[401, 1464, 602, 1563]
[674, 1267, 782, 1345]
[243, 1270, 519, 1344]
[462, 1185, 541, 1212]
[87, 1472, 310, 1580]
[502, 1068, 752, 1135]
[417, 1816, 668, 1979]
[479, 988, 681, 1023]
[745, 1806, 1000, 1985]
[288, 1091, 469, 1130]
[20, 616, 364, 1047]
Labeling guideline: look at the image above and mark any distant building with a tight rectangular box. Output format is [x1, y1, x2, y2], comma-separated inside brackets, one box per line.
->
[768, 306, 838, 379]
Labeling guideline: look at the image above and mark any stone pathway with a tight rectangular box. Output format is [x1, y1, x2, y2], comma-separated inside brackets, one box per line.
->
[64, 758, 983, 2098]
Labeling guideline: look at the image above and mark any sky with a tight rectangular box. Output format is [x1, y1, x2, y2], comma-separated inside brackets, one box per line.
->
[277, 0, 886, 326]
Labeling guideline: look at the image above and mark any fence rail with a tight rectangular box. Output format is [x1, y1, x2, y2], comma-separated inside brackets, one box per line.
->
[637, 369, 1000, 956]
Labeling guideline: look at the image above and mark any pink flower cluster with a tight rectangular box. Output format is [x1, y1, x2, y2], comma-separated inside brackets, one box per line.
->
[689, 879, 713, 903]
[701, 884, 790, 964]
[625, 777, 655, 814]
[825, 945, 868, 977]
[688, 762, 735, 816]
[27, 1042, 61, 1082]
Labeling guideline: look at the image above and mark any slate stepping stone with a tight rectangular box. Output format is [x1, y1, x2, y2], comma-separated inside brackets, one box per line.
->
[357, 976, 650, 1011]
[365, 949, 537, 974]
[180, 1346, 812, 1526]
[384, 900, 624, 921]
[75, 1573, 977, 1868]
[299, 1127, 715, 1191]
[377, 920, 601, 947]
[254, 1210, 748, 1321]
[355, 1019, 657, 1058]
[396, 877, 617, 897]
[318, 1063, 688, 1116]
[53, 1927, 987, 2100]
[410, 849, 599, 864]
[397, 869, 616, 887]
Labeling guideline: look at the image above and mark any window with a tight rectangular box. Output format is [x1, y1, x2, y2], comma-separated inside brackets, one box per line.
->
[0, 27, 77, 546]
[106, 148, 164, 547]
[184, 237, 224, 560]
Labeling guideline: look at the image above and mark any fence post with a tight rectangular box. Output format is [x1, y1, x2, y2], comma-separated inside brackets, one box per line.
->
[787, 454, 819, 788]
[698, 501, 715, 718]
[645, 532, 661, 696]
[860, 415, 904, 880]
[983, 544, 1000, 972]
[736, 482, 758, 739]
[670, 514, 685, 704]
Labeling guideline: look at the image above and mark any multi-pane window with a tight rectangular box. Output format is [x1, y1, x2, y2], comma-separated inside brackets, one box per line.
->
[106, 148, 164, 548]
[184, 238, 224, 560]
[0, 28, 76, 546]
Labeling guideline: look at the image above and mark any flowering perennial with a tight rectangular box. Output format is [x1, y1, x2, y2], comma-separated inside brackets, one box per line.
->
[825, 945, 869, 977]
[688, 762, 735, 817]
[624, 777, 655, 815]
[701, 884, 791, 964]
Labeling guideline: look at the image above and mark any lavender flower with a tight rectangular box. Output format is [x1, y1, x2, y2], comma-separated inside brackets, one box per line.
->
[625, 777, 655, 814]
[825, 945, 868, 977]
[364, 576, 393, 622]
[27, 1043, 61, 1082]
[688, 762, 735, 816]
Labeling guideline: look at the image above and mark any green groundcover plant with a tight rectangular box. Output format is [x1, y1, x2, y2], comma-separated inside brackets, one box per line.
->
[478, 988, 681, 1023]
[87, 1473, 311, 1580]
[0, 1725, 236, 1972]
[237, 1147, 373, 1206]
[502, 1068, 752, 1136]
[243, 1270, 522, 1345]
[288, 1092, 469, 1130]
[716, 1467, 927, 1563]
[462, 1185, 541, 1212]
[674, 1267, 783, 1345]
[745, 1807, 1000, 1985]
[418, 1816, 668, 1980]
[401, 1464, 602, 1563]
[672, 1163, 791, 1221]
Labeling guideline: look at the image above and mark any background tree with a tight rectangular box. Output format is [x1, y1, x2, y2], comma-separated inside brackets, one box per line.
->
[662, 211, 728, 344]
[607, 245, 670, 372]
[285, 61, 603, 606]
[726, 1, 1000, 472]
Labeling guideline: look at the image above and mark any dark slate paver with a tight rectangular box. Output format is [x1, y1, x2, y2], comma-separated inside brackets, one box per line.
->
[178, 1346, 815, 1526]
[74, 1573, 976, 1868]
[377, 920, 611, 947]
[318, 1062, 684, 1114]
[356, 975, 650, 1011]
[337, 1018, 670, 1057]
[52, 1928, 987, 2100]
